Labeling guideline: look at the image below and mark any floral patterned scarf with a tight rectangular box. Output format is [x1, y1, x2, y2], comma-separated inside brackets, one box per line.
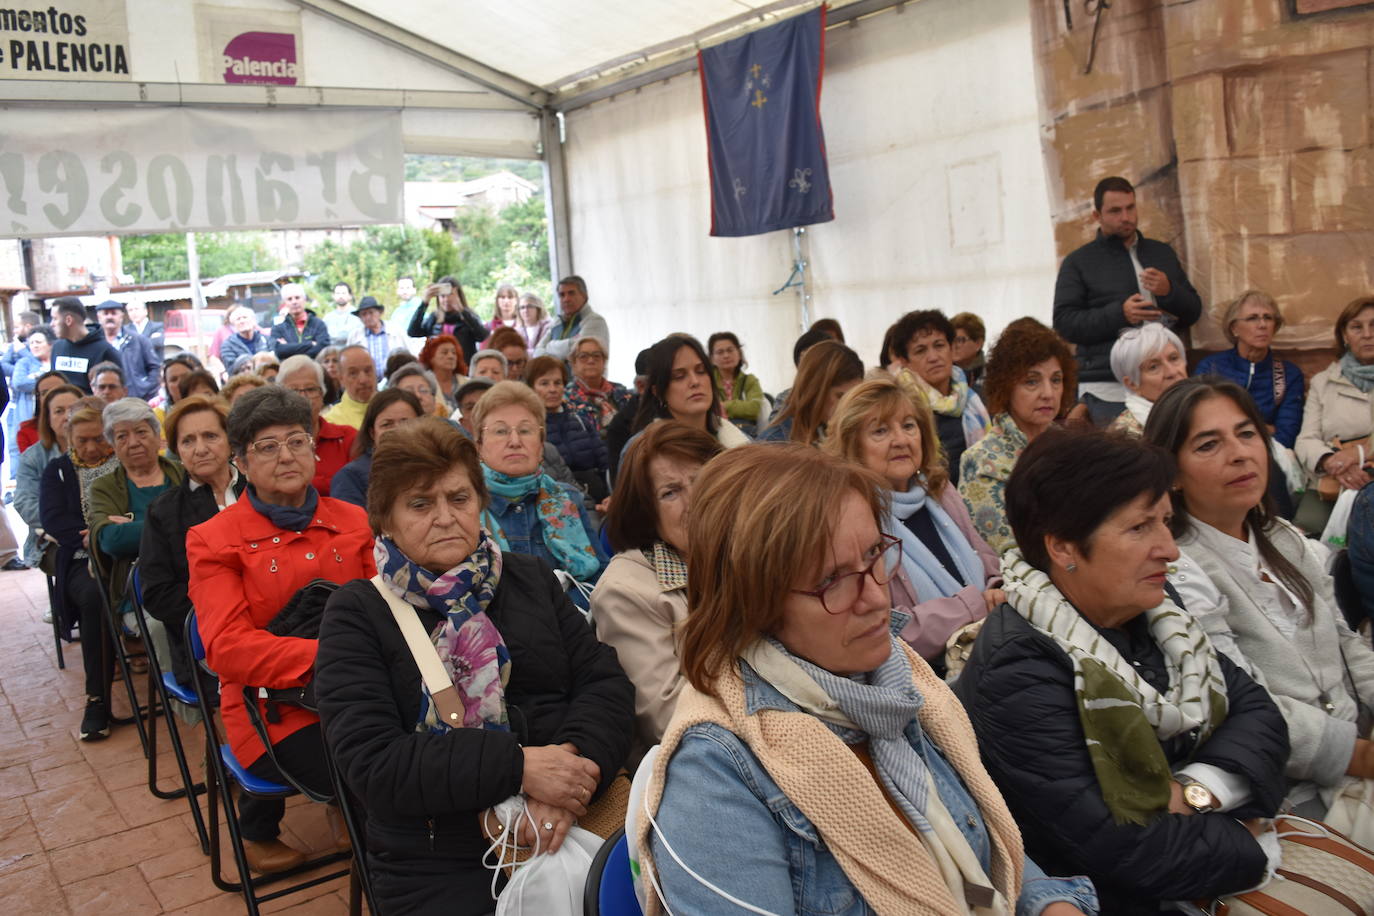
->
[481, 466, 601, 580]
[373, 531, 511, 733]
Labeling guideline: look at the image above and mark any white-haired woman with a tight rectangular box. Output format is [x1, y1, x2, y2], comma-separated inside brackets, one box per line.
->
[1106, 323, 1188, 436]
[565, 335, 631, 431]
[88, 399, 185, 738]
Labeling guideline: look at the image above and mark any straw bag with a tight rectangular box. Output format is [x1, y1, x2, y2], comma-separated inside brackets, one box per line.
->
[1189, 816, 1374, 916]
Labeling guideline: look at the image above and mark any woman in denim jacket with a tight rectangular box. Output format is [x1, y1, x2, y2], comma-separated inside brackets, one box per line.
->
[634, 443, 1097, 916]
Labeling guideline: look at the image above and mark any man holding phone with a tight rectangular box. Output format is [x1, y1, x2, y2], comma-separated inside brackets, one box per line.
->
[1053, 176, 1202, 402]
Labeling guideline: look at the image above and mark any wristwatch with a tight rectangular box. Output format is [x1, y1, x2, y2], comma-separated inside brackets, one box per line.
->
[1175, 775, 1219, 813]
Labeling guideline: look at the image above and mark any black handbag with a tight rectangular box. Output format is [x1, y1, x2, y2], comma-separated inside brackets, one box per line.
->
[252, 579, 340, 722]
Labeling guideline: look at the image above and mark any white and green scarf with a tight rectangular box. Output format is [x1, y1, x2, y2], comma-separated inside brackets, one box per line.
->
[1001, 548, 1229, 825]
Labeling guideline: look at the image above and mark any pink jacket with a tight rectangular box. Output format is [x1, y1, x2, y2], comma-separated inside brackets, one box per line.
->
[888, 483, 1001, 661]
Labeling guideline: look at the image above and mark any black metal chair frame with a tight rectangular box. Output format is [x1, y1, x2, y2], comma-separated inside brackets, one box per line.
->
[89, 553, 156, 752]
[323, 741, 376, 916]
[185, 610, 350, 915]
[39, 540, 67, 669]
[126, 563, 210, 854]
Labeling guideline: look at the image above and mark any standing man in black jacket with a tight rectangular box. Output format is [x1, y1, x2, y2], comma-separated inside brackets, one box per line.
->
[270, 282, 331, 360]
[96, 301, 160, 401]
[49, 298, 122, 395]
[1053, 176, 1202, 403]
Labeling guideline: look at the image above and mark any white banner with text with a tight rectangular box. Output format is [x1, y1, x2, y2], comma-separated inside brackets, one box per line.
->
[0, 0, 131, 80]
[0, 107, 403, 237]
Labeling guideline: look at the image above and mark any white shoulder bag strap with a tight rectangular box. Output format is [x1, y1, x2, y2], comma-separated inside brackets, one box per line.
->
[370, 574, 468, 728]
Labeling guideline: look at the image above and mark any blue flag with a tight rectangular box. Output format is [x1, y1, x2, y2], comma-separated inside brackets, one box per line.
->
[699, 6, 834, 238]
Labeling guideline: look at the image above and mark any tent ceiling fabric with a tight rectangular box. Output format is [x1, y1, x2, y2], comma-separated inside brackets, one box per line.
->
[339, 0, 785, 90]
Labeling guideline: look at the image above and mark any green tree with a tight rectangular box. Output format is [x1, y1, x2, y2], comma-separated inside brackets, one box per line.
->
[121, 232, 279, 284]
[302, 225, 431, 316]
[446, 195, 551, 319]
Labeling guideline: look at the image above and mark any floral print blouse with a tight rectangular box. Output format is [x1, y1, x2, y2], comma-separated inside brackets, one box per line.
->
[565, 377, 632, 432]
[957, 412, 1028, 556]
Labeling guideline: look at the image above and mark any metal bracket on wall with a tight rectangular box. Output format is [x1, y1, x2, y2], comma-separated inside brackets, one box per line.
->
[1083, 0, 1111, 75]
[772, 226, 813, 331]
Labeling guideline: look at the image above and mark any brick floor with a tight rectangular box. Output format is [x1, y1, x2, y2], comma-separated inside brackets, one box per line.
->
[0, 567, 356, 914]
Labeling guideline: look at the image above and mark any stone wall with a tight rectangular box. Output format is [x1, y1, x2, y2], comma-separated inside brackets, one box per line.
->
[1031, 0, 1374, 355]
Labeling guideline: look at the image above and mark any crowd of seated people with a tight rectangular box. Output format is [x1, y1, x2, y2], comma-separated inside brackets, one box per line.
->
[20, 199, 1374, 916]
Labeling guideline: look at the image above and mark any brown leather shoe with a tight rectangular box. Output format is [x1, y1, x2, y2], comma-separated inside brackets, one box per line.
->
[242, 838, 307, 874]
[326, 805, 352, 854]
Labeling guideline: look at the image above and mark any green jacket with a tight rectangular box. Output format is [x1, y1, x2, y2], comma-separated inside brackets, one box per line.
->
[713, 369, 766, 422]
[86, 455, 185, 610]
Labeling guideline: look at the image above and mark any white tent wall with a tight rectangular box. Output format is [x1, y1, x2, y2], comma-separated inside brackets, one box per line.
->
[563, 0, 1057, 394]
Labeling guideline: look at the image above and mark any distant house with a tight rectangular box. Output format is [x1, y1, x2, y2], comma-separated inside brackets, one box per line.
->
[403, 171, 540, 233]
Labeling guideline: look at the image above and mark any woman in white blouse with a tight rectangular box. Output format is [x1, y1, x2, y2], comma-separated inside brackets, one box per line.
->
[1146, 377, 1374, 819]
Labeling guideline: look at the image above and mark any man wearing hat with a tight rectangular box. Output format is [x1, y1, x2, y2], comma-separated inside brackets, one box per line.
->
[346, 295, 407, 381]
[95, 300, 160, 400]
[48, 298, 122, 395]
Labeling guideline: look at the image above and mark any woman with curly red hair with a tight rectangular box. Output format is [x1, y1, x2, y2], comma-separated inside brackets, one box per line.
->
[958, 318, 1077, 554]
[418, 333, 468, 412]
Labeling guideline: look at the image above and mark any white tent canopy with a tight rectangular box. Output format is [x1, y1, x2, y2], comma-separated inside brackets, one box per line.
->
[1, 0, 1058, 391]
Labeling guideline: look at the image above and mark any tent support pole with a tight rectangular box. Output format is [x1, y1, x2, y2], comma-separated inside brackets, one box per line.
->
[541, 110, 574, 282]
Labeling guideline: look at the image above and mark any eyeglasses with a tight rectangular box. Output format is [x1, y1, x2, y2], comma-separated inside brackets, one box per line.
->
[792, 534, 903, 614]
[287, 385, 323, 399]
[247, 433, 314, 460]
[482, 424, 542, 440]
[1236, 314, 1276, 325]
[574, 351, 606, 362]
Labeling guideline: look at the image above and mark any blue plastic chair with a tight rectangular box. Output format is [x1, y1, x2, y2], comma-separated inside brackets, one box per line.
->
[186, 611, 350, 915]
[584, 828, 642, 916]
[599, 523, 614, 560]
[127, 565, 209, 854]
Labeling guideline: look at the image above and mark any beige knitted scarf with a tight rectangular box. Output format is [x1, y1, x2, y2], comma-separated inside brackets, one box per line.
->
[635, 641, 1024, 916]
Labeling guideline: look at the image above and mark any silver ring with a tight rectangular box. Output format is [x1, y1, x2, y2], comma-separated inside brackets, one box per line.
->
[543, 821, 554, 831]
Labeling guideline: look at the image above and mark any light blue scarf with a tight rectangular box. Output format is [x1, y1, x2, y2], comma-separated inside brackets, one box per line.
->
[888, 481, 984, 600]
[1340, 351, 1374, 394]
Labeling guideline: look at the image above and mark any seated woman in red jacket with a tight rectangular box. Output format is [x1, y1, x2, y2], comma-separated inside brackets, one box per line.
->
[187, 385, 375, 875]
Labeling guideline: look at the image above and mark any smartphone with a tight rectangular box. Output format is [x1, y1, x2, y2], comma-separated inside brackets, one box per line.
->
[436, 282, 453, 296]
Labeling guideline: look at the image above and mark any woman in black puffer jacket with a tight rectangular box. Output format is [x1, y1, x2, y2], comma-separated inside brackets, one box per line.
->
[954, 430, 1289, 916]
[315, 418, 633, 915]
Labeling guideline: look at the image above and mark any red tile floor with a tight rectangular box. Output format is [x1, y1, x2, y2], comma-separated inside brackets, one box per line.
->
[0, 566, 357, 914]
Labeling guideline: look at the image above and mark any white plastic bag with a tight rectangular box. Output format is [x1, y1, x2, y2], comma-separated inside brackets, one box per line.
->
[1322, 487, 1359, 549]
[484, 795, 603, 915]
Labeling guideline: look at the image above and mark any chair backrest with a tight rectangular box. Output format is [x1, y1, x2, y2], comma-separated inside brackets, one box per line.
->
[584, 828, 641, 916]
[187, 610, 206, 664]
[1332, 549, 1362, 632]
[129, 564, 143, 609]
[598, 523, 613, 559]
